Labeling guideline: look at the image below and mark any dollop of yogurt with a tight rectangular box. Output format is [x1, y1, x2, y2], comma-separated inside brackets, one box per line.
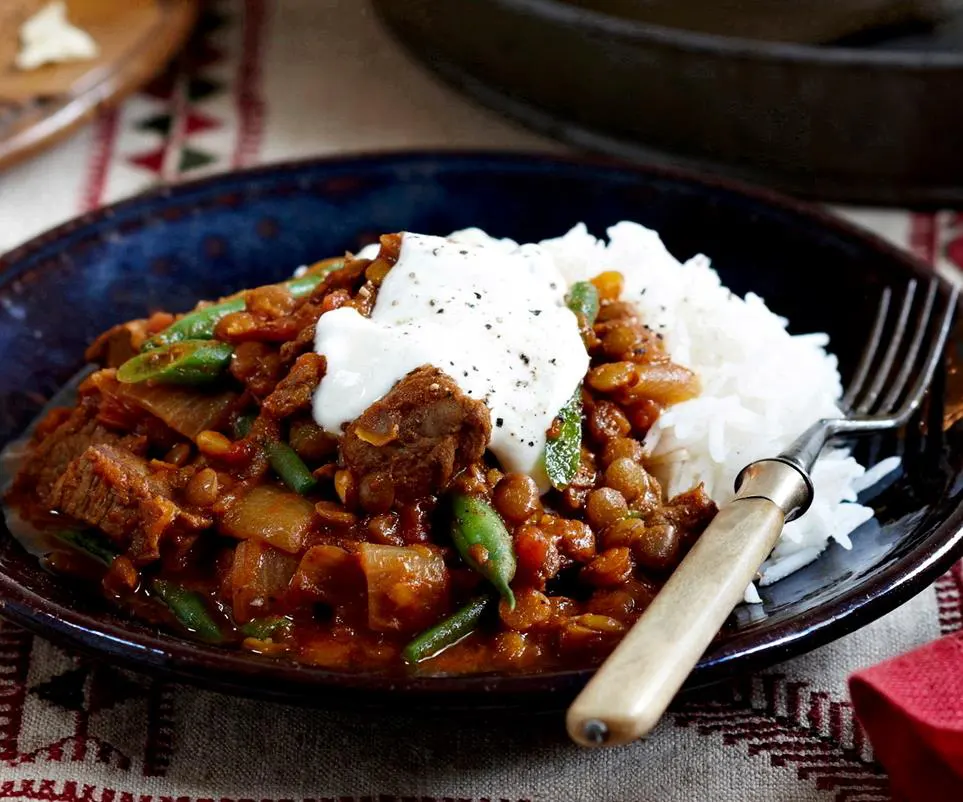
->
[312, 233, 589, 490]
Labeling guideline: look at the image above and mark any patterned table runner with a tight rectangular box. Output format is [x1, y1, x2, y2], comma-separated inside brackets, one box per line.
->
[1, 2, 961, 800]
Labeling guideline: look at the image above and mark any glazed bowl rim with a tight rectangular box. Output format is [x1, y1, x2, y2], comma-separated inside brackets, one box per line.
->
[482, 0, 963, 68]
[1, 149, 961, 702]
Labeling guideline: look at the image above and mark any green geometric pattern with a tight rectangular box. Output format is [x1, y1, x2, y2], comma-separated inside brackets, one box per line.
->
[179, 147, 217, 173]
[126, 6, 228, 178]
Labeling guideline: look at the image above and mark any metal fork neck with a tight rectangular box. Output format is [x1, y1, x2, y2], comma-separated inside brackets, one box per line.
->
[780, 415, 901, 475]
[734, 458, 814, 522]
[779, 420, 839, 472]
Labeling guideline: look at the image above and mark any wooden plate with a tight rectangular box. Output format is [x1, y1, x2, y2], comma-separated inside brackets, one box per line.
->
[0, 0, 199, 170]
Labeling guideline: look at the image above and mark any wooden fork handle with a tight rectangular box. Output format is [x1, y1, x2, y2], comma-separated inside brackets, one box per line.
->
[566, 459, 812, 747]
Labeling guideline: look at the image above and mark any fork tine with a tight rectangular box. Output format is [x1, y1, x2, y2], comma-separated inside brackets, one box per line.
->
[892, 285, 960, 426]
[842, 287, 891, 410]
[879, 280, 938, 413]
[855, 280, 917, 414]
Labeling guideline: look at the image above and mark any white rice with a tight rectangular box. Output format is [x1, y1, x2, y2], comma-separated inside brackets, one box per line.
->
[357, 222, 887, 597]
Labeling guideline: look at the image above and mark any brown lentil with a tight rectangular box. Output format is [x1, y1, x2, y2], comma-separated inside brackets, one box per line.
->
[599, 517, 647, 551]
[314, 499, 358, 526]
[587, 361, 637, 392]
[197, 430, 232, 457]
[499, 588, 553, 631]
[163, 442, 192, 467]
[358, 470, 395, 515]
[514, 524, 562, 588]
[214, 311, 258, 340]
[633, 524, 681, 572]
[102, 555, 139, 597]
[588, 400, 632, 442]
[602, 323, 644, 360]
[627, 399, 662, 435]
[492, 630, 539, 668]
[580, 547, 634, 588]
[543, 517, 596, 563]
[586, 588, 637, 622]
[600, 437, 645, 468]
[185, 468, 219, 507]
[492, 473, 540, 523]
[559, 614, 626, 651]
[604, 457, 650, 501]
[246, 285, 296, 318]
[586, 487, 629, 530]
[596, 300, 639, 323]
[549, 595, 580, 622]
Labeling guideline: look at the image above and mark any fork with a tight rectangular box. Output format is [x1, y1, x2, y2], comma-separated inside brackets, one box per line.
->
[566, 278, 960, 748]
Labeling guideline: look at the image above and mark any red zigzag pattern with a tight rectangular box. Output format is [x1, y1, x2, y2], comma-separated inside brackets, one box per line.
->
[142, 681, 176, 778]
[672, 538, 963, 802]
[0, 623, 33, 762]
[0, 782, 531, 802]
[673, 675, 888, 802]
[936, 561, 963, 635]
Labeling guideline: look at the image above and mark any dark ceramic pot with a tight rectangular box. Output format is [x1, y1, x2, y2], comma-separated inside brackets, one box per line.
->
[374, 0, 963, 205]
[563, 1, 951, 42]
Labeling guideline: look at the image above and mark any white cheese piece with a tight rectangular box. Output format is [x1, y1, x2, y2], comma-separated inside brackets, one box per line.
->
[16, 2, 99, 71]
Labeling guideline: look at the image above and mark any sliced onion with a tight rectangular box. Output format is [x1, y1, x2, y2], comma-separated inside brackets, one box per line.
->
[221, 484, 315, 553]
[358, 543, 448, 633]
[115, 382, 238, 440]
[230, 538, 298, 622]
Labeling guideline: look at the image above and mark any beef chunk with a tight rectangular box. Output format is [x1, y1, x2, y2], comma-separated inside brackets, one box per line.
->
[261, 353, 325, 419]
[48, 445, 210, 563]
[341, 366, 491, 502]
[663, 483, 717, 533]
[279, 255, 372, 364]
[645, 483, 718, 552]
[9, 406, 147, 507]
[85, 321, 147, 368]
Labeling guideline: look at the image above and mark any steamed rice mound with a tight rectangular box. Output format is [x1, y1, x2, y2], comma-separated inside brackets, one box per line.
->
[444, 222, 879, 595]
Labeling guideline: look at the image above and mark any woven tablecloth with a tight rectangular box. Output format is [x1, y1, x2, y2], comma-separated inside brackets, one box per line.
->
[1, 2, 962, 800]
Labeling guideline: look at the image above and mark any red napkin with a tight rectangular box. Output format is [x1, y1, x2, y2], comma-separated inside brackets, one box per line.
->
[849, 629, 963, 801]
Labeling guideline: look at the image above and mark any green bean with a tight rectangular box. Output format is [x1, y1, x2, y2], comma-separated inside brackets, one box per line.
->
[143, 297, 246, 351]
[266, 441, 317, 495]
[450, 494, 516, 609]
[285, 266, 341, 297]
[117, 340, 234, 385]
[151, 579, 224, 643]
[566, 281, 600, 327]
[402, 595, 493, 664]
[232, 414, 316, 495]
[239, 615, 293, 640]
[542, 282, 599, 489]
[142, 260, 345, 350]
[232, 413, 256, 439]
[55, 529, 119, 566]
[545, 389, 582, 490]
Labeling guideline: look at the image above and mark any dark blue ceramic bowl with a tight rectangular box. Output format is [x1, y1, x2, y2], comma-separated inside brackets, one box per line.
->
[1, 152, 962, 711]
